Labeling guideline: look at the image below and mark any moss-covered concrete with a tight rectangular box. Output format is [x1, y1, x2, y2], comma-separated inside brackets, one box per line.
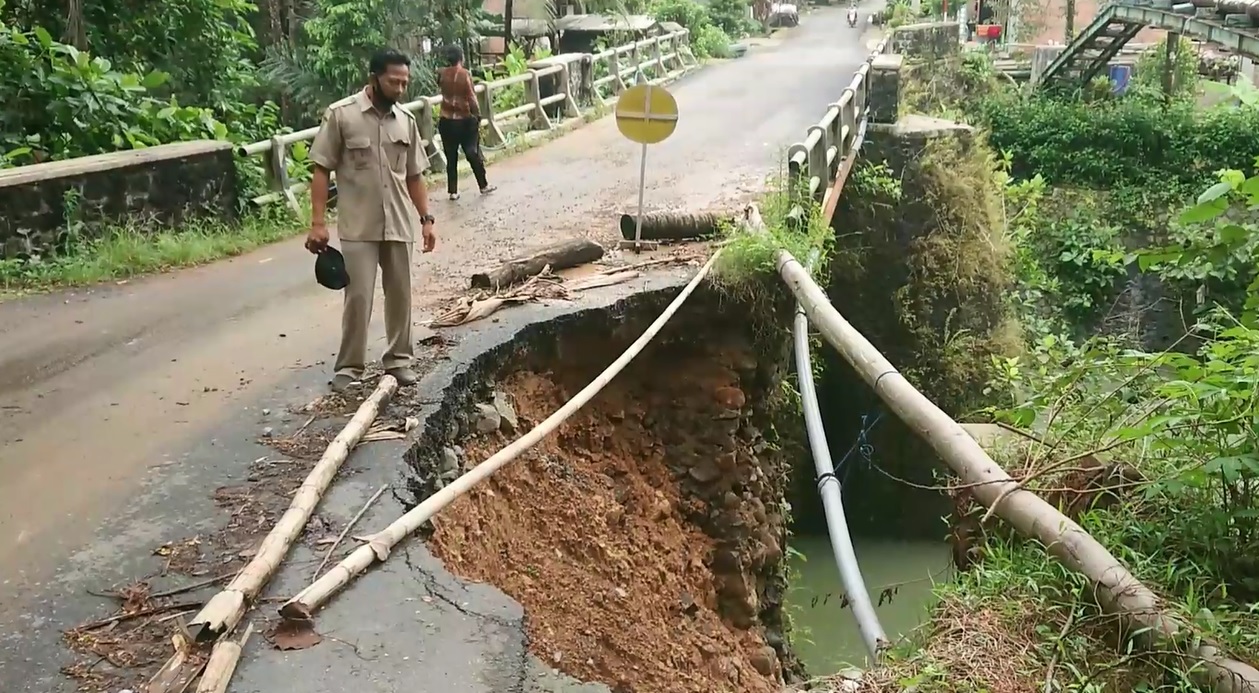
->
[789, 115, 1020, 542]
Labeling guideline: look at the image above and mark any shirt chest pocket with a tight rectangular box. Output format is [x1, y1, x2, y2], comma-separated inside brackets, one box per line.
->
[384, 127, 411, 174]
[345, 137, 372, 170]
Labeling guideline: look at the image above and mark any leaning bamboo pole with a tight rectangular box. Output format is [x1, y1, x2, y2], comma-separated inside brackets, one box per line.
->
[187, 375, 398, 641]
[278, 252, 722, 620]
[753, 204, 1259, 693]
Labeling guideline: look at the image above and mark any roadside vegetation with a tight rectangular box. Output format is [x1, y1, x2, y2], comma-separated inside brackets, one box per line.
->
[719, 38, 1259, 691]
[0, 0, 751, 293]
[862, 43, 1259, 692]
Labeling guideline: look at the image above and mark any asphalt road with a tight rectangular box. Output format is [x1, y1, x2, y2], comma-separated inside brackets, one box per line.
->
[0, 8, 878, 691]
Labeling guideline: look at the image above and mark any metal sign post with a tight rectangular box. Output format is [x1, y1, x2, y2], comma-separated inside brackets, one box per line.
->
[632, 81, 652, 249]
[614, 73, 679, 253]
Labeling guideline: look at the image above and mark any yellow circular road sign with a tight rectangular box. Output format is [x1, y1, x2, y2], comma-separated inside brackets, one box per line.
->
[615, 83, 679, 145]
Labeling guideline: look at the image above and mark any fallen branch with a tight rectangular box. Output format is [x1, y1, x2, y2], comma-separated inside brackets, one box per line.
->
[74, 601, 203, 631]
[600, 257, 678, 274]
[314, 484, 389, 578]
[144, 633, 198, 693]
[431, 270, 564, 327]
[150, 573, 233, 600]
[470, 238, 604, 290]
[183, 376, 398, 642]
[564, 269, 641, 292]
[277, 252, 721, 622]
[431, 267, 640, 328]
[749, 203, 1259, 693]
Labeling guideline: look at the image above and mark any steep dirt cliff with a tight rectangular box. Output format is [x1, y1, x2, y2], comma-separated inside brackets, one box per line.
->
[408, 287, 800, 693]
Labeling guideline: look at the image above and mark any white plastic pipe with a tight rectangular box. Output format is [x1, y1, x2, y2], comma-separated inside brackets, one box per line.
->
[279, 253, 722, 619]
[792, 250, 888, 662]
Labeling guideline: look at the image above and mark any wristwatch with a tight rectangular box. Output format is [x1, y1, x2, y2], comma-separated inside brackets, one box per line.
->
[420, 213, 435, 225]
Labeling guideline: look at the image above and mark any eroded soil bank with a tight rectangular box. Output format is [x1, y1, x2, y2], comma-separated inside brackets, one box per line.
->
[405, 284, 801, 693]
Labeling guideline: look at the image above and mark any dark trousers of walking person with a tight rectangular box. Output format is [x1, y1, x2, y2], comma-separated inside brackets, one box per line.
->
[437, 116, 489, 195]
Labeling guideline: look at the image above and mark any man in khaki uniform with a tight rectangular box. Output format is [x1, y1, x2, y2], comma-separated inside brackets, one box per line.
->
[306, 49, 436, 393]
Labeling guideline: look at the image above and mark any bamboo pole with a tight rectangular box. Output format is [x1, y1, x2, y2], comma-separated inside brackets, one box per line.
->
[754, 204, 1259, 693]
[314, 484, 388, 578]
[194, 623, 253, 693]
[187, 376, 398, 641]
[278, 252, 722, 621]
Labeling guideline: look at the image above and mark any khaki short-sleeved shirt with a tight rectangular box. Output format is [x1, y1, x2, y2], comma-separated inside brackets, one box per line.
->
[309, 90, 428, 243]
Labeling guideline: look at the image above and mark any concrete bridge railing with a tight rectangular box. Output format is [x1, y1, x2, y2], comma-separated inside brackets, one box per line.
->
[0, 31, 698, 259]
[241, 30, 697, 209]
[784, 34, 907, 218]
[782, 21, 966, 219]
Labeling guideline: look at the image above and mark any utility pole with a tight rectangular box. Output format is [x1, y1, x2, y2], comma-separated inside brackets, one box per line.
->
[1065, 0, 1076, 42]
[504, 0, 515, 49]
[1162, 32, 1181, 103]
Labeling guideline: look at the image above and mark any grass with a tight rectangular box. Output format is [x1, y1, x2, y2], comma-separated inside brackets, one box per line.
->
[855, 519, 1259, 692]
[713, 175, 834, 286]
[783, 38, 1259, 693]
[0, 205, 307, 297]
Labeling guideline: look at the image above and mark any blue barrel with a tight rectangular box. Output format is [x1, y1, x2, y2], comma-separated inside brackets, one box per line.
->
[1110, 64, 1133, 94]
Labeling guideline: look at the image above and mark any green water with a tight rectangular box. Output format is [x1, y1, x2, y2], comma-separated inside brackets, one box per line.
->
[787, 535, 953, 674]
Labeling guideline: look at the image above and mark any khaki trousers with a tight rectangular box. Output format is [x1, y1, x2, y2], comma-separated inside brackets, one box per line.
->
[335, 240, 414, 378]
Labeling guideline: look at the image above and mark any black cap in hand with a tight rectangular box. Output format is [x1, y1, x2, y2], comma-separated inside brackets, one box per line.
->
[314, 246, 350, 291]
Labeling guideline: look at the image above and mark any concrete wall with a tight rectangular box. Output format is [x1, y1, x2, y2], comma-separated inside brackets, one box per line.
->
[0, 141, 238, 259]
[891, 21, 961, 60]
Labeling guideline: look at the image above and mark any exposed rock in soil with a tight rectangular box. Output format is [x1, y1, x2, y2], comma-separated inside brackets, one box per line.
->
[407, 287, 799, 693]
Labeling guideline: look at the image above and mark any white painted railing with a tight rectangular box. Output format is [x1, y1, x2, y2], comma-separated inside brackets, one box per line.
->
[785, 36, 890, 211]
[243, 30, 696, 209]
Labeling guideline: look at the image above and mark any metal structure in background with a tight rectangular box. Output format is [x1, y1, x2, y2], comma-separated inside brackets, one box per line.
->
[1038, 0, 1259, 91]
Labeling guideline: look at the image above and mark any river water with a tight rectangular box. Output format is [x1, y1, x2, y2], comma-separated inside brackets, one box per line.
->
[787, 534, 953, 673]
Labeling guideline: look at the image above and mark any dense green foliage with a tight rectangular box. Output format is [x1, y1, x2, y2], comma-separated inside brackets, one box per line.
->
[978, 94, 1259, 188]
[973, 168, 1259, 686]
[861, 43, 1259, 688]
[2, 0, 738, 170]
[0, 0, 286, 167]
[650, 0, 749, 60]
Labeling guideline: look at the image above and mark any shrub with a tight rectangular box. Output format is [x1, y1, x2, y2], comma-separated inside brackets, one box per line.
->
[705, 0, 755, 38]
[693, 24, 733, 59]
[651, 0, 732, 59]
[975, 93, 1259, 189]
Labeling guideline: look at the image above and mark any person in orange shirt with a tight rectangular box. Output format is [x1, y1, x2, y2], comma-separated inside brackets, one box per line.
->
[436, 45, 496, 201]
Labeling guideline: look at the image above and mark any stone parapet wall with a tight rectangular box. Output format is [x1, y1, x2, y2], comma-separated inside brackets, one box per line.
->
[868, 54, 905, 125]
[0, 141, 238, 259]
[892, 21, 961, 60]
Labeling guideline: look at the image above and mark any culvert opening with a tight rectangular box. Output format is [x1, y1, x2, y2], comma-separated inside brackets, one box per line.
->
[784, 348, 955, 676]
[406, 285, 803, 693]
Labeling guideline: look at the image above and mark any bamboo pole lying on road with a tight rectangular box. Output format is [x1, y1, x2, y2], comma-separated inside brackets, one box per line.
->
[278, 253, 722, 621]
[187, 375, 398, 641]
[194, 622, 253, 693]
[748, 200, 1259, 693]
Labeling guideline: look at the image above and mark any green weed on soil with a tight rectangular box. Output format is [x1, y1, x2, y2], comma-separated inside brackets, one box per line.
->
[0, 205, 308, 297]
